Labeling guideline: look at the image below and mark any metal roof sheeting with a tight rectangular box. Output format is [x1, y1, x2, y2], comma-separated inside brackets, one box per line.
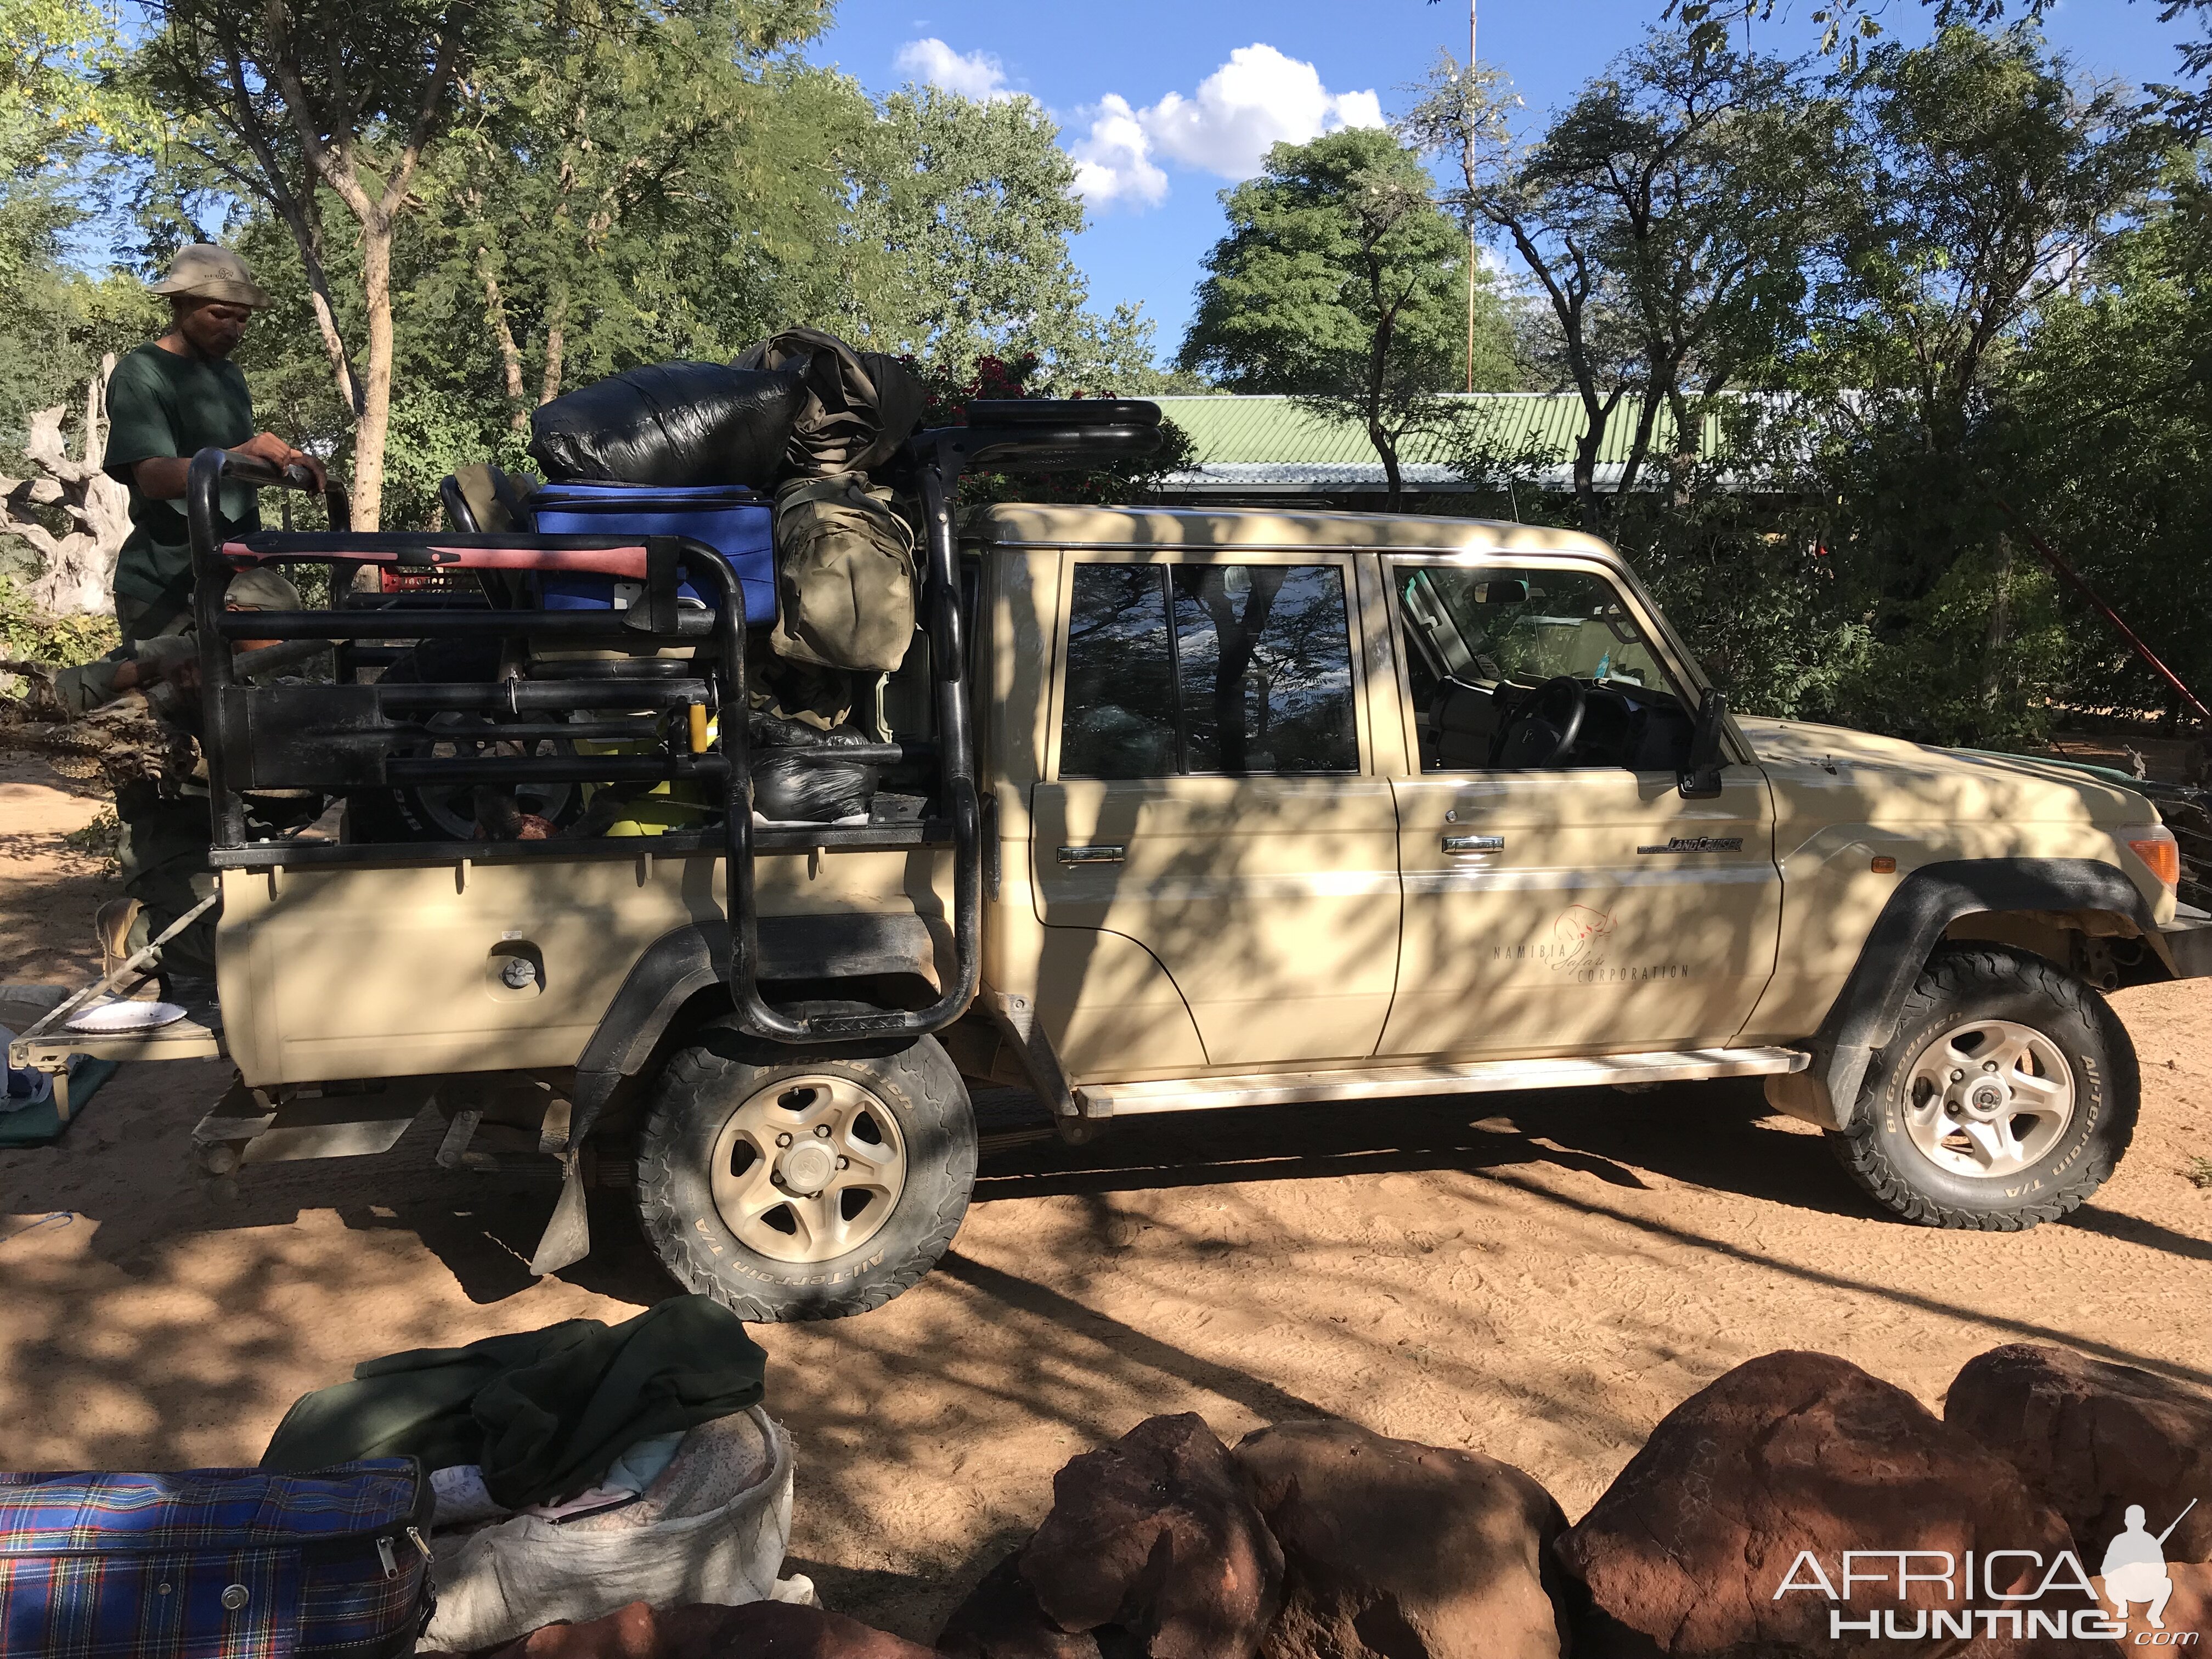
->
[1150, 394, 1736, 494]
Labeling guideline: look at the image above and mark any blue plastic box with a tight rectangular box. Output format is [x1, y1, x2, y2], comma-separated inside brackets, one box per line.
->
[527, 482, 775, 624]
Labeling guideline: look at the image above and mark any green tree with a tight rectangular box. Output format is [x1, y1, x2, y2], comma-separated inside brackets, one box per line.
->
[134, 0, 503, 526]
[1180, 127, 1508, 508]
[435, 0, 847, 428]
[845, 83, 1113, 384]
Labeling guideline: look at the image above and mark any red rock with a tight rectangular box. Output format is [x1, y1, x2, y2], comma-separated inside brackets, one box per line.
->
[1947, 1344, 2212, 1565]
[1555, 1351, 2087, 1659]
[1232, 1418, 1570, 1659]
[939, 1553, 1104, 1659]
[1019, 1413, 1284, 1659]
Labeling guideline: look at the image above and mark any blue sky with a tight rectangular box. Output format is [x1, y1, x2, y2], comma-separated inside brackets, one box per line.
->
[814, 1, 2186, 357]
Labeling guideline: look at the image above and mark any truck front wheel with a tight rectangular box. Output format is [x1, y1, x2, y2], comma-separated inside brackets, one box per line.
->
[636, 1026, 977, 1320]
[1827, 945, 2138, 1230]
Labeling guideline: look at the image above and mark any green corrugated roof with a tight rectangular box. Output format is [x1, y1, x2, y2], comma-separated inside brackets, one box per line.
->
[1152, 393, 1729, 474]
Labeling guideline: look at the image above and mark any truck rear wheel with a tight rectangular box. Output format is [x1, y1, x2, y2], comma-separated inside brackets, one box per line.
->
[1826, 945, 2137, 1230]
[636, 1025, 977, 1321]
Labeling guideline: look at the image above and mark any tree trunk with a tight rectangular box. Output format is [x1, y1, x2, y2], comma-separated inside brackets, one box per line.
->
[540, 282, 570, 407]
[1617, 385, 1664, 501]
[1664, 384, 1699, 510]
[479, 247, 529, 431]
[296, 191, 364, 416]
[1978, 537, 2015, 714]
[1, 359, 133, 616]
[1375, 424, 1404, 512]
[352, 217, 396, 529]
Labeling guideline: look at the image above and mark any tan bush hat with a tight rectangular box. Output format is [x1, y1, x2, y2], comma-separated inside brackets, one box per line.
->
[225, 567, 303, 610]
[148, 244, 271, 309]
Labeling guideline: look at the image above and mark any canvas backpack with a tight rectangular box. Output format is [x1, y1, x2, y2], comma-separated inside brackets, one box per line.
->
[769, 472, 918, 675]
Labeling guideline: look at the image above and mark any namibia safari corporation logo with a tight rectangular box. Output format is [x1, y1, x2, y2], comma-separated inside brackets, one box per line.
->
[1770, 1499, 2199, 1644]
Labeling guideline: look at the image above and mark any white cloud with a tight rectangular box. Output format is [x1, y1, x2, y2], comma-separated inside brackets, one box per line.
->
[895, 37, 1012, 101]
[1328, 89, 1386, 133]
[1069, 94, 1170, 210]
[1136, 44, 1384, 181]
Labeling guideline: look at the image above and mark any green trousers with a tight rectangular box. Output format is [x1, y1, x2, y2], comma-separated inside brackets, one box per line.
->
[111, 592, 213, 981]
[115, 781, 216, 981]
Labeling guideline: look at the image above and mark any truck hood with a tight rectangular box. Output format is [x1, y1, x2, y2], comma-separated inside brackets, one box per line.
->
[1736, 714, 2154, 827]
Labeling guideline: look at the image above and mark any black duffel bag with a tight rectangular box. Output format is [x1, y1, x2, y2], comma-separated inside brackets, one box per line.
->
[529, 362, 805, 489]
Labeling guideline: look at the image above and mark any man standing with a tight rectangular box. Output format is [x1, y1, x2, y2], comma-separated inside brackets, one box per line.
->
[103, 244, 324, 645]
[97, 245, 325, 1003]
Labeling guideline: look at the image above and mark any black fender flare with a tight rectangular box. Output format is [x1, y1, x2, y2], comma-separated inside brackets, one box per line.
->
[566, 913, 951, 1121]
[1787, 857, 2158, 1131]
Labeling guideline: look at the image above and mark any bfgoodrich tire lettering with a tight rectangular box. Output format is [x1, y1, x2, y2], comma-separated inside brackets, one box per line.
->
[636, 1023, 976, 1321]
[1827, 945, 2138, 1231]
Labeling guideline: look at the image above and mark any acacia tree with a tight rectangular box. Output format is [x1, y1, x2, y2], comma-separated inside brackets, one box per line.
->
[1402, 60, 1643, 515]
[1527, 36, 1833, 501]
[0, 358, 131, 613]
[1180, 127, 1500, 508]
[136, 0, 496, 526]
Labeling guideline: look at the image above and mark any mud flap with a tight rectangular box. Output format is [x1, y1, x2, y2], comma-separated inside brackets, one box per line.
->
[527, 1066, 620, 1277]
[528, 1153, 591, 1276]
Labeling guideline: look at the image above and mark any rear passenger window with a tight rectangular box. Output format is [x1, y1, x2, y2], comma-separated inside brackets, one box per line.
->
[1059, 562, 1357, 778]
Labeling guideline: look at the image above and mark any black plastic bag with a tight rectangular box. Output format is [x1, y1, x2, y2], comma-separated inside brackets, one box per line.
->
[748, 717, 878, 823]
[733, 328, 926, 478]
[528, 362, 806, 488]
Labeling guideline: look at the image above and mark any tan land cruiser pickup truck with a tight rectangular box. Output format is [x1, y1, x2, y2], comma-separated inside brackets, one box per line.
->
[13, 403, 2210, 1322]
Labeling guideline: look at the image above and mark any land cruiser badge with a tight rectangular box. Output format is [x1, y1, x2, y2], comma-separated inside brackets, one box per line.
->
[1637, 836, 1745, 855]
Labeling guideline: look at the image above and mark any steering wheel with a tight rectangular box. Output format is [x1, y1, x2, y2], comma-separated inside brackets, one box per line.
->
[1492, 676, 1589, 768]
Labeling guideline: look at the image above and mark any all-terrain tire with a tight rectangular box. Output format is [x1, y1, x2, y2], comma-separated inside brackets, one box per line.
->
[636, 1024, 977, 1321]
[1826, 945, 2137, 1231]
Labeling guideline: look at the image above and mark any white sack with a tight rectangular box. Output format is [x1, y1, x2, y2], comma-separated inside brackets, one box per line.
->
[420, 1406, 792, 1654]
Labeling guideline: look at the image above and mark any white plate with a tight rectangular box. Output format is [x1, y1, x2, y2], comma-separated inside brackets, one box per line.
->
[65, 999, 188, 1034]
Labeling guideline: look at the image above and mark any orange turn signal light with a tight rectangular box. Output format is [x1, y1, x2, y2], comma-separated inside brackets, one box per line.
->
[2129, 835, 2181, 889]
[1870, 855, 1897, 874]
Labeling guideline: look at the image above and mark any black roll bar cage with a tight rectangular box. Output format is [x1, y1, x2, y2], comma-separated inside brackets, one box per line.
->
[184, 401, 1160, 1047]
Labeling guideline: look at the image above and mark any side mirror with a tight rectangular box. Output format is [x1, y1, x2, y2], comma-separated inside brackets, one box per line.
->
[1678, 689, 1729, 799]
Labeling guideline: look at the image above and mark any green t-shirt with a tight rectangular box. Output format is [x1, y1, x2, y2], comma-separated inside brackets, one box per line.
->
[103, 343, 262, 607]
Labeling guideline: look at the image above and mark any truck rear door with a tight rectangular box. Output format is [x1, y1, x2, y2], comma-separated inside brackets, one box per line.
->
[1028, 549, 1401, 1069]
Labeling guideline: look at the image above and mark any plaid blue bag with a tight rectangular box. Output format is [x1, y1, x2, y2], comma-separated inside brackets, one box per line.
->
[0, 1460, 432, 1658]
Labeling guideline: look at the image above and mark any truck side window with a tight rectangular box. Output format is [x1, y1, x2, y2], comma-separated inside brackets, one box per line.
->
[1062, 565, 1181, 778]
[1060, 562, 1358, 778]
[1395, 565, 1696, 773]
[1171, 566, 1356, 774]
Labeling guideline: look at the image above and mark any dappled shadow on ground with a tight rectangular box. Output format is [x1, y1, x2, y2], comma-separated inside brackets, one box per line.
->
[4, 1047, 2210, 1643]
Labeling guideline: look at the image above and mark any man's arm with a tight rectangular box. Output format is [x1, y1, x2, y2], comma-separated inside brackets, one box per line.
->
[132, 433, 326, 501]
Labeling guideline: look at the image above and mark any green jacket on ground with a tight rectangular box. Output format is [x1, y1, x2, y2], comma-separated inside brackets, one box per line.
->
[259, 1295, 769, 1509]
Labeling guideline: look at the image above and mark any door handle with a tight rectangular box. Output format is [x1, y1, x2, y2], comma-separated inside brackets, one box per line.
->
[1442, 834, 1505, 856]
[1058, 844, 1126, 865]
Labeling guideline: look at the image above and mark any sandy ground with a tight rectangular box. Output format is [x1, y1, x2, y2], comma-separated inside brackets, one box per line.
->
[3, 755, 2210, 1639]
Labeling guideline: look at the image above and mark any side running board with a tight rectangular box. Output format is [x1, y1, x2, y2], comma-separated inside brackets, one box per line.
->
[1074, 1046, 1810, 1118]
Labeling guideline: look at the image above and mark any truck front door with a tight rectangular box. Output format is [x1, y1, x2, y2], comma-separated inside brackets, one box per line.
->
[1379, 554, 1782, 1058]
[1029, 551, 1401, 1069]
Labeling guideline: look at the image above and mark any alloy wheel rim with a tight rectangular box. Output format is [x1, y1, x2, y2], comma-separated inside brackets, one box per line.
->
[708, 1075, 907, 1263]
[1903, 1017, 2075, 1180]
